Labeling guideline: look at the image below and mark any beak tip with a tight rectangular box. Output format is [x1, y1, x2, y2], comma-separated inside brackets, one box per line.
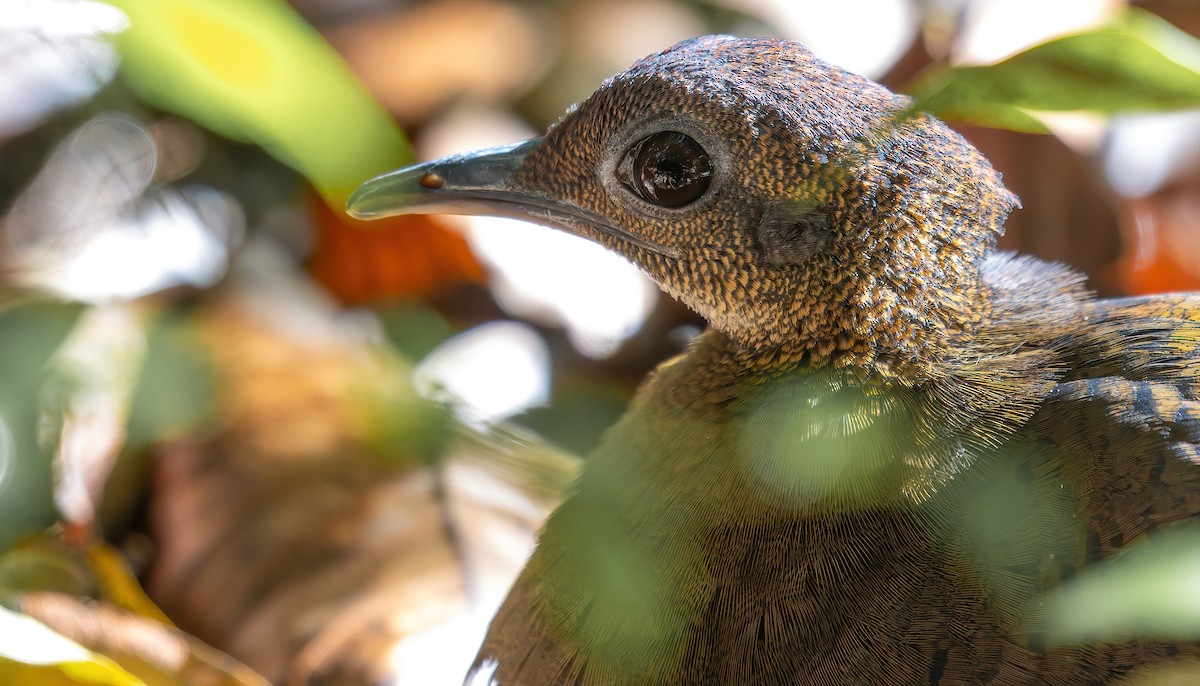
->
[345, 183, 392, 220]
[344, 138, 542, 223]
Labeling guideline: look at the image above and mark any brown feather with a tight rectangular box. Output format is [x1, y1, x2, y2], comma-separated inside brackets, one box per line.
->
[357, 36, 1200, 685]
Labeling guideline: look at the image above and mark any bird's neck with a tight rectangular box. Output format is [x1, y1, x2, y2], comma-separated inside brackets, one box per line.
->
[567, 253, 1088, 526]
[701, 267, 993, 385]
[697, 111, 1015, 379]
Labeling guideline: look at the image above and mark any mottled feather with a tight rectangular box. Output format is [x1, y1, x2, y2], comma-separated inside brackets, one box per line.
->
[356, 35, 1200, 686]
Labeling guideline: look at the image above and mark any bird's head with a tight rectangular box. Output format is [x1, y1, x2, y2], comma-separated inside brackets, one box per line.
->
[350, 35, 1018, 379]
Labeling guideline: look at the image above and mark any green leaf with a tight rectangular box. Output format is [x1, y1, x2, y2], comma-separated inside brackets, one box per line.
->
[1043, 526, 1200, 644]
[365, 389, 456, 467]
[0, 302, 85, 550]
[125, 313, 215, 448]
[101, 0, 412, 211]
[908, 8, 1200, 131]
[514, 380, 630, 456]
[0, 606, 143, 686]
[377, 303, 456, 363]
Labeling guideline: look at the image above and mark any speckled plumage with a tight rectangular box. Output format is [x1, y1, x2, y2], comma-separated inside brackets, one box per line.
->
[508, 36, 1016, 381]
[474, 265, 1200, 685]
[351, 35, 1200, 685]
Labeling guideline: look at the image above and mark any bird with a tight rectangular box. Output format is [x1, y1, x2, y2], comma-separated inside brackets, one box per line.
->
[348, 35, 1200, 686]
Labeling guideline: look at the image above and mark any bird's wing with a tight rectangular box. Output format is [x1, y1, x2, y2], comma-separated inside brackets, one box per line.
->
[935, 260, 1200, 576]
[1017, 294, 1200, 675]
[1031, 293, 1200, 539]
[898, 294, 1200, 682]
[998, 293, 1200, 593]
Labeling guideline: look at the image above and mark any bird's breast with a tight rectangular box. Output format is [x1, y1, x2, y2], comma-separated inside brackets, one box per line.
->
[522, 340, 1009, 683]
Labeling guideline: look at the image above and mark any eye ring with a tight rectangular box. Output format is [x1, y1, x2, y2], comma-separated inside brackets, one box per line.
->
[615, 131, 713, 208]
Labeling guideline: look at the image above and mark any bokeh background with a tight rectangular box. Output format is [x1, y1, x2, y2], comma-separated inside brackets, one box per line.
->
[2, 0, 1200, 684]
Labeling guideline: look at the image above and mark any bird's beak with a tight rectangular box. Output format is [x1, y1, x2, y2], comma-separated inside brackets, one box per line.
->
[347, 138, 679, 258]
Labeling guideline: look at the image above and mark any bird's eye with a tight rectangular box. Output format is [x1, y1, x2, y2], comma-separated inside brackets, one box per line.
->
[616, 131, 712, 208]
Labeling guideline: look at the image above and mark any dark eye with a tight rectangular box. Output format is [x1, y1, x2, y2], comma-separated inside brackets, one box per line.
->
[616, 131, 712, 208]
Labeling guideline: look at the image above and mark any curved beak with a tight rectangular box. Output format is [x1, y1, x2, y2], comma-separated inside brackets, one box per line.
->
[346, 138, 678, 258]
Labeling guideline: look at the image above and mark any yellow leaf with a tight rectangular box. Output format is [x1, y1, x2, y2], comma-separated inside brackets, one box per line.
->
[102, 0, 413, 212]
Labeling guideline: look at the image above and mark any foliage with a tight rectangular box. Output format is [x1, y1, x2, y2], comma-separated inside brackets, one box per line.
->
[101, 0, 412, 210]
[909, 8, 1200, 132]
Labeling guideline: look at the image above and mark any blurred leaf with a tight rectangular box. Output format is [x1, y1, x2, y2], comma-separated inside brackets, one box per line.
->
[0, 538, 95, 599]
[0, 302, 85, 550]
[85, 546, 172, 626]
[308, 196, 486, 305]
[908, 8, 1200, 131]
[0, 537, 267, 685]
[17, 592, 271, 686]
[514, 380, 629, 456]
[27, 307, 216, 538]
[376, 303, 456, 363]
[1043, 526, 1200, 643]
[738, 374, 914, 507]
[101, 0, 412, 211]
[364, 382, 456, 466]
[39, 306, 150, 532]
[941, 444, 1079, 621]
[125, 312, 215, 449]
[0, 605, 143, 686]
[0, 537, 165, 621]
